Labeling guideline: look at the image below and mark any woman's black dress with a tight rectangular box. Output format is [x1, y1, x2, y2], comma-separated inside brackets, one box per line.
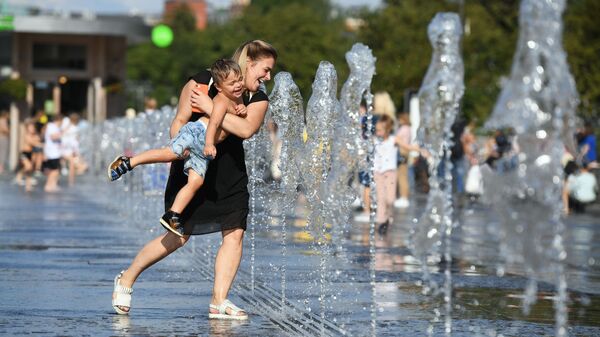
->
[163, 70, 268, 235]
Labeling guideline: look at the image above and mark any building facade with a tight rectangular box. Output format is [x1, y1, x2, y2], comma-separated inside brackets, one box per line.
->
[0, 10, 149, 169]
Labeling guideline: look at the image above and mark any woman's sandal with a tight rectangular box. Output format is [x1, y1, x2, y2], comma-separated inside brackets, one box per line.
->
[209, 299, 248, 320]
[112, 270, 133, 315]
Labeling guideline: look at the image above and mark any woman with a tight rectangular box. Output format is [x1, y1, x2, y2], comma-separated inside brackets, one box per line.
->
[0, 111, 9, 175]
[112, 40, 277, 319]
[394, 113, 420, 209]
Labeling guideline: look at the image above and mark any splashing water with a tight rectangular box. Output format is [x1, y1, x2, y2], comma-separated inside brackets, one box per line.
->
[267, 71, 305, 309]
[410, 12, 464, 336]
[296, 61, 341, 333]
[244, 90, 274, 295]
[484, 1, 578, 335]
[323, 43, 377, 255]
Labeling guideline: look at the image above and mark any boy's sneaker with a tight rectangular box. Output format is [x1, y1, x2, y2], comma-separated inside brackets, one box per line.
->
[160, 211, 184, 237]
[108, 156, 132, 181]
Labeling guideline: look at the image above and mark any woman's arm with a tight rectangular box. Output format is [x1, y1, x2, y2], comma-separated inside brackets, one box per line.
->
[170, 80, 214, 138]
[205, 100, 268, 140]
[395, 134, 420, 152]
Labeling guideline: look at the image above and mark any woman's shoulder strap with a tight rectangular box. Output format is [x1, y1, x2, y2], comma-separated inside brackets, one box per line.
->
[246, 90, 269, 105]
[188, 69, 212, 85]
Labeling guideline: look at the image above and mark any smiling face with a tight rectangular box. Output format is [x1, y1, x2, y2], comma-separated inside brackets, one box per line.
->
[244, 57, 275, 92]
[216, 71, 244, 100]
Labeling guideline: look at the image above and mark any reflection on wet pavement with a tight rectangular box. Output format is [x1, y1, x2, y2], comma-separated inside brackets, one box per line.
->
[1, 176, 599, 336]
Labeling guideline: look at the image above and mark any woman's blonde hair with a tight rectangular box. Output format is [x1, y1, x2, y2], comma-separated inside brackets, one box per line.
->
[373, 91, 396, 122]
[232, 40, 278, 77]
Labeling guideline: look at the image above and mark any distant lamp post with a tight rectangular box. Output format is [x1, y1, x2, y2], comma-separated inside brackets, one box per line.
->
[152, 24, 174, 48]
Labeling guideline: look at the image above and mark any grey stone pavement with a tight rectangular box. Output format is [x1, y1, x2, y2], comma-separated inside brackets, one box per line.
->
[1, 174, 600, 336]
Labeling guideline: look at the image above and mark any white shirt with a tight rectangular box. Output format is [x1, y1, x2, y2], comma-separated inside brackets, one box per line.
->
[568, 172, 597, 203]
[44, 122, 62, 159]
[374, 136, 397, 173]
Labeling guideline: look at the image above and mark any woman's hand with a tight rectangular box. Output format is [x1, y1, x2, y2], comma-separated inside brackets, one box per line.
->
[204, 144, 216, 159]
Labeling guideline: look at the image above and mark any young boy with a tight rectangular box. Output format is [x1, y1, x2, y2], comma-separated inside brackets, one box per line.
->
[108, 59, 246, 236]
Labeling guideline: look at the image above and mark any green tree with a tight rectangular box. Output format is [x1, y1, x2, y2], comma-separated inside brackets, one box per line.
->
[235, 0, 351, 99]
[358, 0, 453, 112]
[564, 0, 600, 122]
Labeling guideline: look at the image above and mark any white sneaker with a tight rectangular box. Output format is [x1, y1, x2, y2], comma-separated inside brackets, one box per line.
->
[351, 197, 362, 208]
[353, 212, 370, 222]
[394, 198, 409, 208]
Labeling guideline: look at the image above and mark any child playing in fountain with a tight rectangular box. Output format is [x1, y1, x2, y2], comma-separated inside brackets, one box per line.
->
[373, 114, 398, 235]
[108, 59, 246, 237]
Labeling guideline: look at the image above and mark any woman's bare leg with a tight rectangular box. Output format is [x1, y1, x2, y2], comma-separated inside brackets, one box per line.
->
[210, 228, 245, 315]
[114, 232, 189, 312]
[129, 147, 179, 168]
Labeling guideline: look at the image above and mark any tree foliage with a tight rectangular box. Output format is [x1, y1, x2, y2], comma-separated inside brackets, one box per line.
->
[126, 0, 350, 108]
[126, 0, 599, 125]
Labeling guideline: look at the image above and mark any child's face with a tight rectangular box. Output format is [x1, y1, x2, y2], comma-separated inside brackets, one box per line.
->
[375, 122, 389, 138]
[218, 71, 244, 98]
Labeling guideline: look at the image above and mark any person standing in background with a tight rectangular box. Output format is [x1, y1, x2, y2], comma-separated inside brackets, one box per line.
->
[394, 113, 420, 209]
[373, 114, 397, 234]
[43, 114, 63, 192]
[0, 111, 9, 175]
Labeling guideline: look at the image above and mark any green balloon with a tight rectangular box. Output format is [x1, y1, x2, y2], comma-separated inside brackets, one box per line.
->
[152, 24, 173, 48]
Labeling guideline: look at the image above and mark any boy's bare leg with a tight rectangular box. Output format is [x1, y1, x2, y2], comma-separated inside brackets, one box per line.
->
[129, 147, 179, 168]
[170, 169, 204, 213]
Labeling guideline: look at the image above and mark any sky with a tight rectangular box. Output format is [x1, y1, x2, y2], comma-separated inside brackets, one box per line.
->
[6, 0, 381, 15]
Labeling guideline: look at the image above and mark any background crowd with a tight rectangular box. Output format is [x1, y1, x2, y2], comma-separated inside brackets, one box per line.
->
[0, 109, 88, 192]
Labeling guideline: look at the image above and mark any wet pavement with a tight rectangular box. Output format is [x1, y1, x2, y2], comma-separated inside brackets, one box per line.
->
[1, 173, 600, 336]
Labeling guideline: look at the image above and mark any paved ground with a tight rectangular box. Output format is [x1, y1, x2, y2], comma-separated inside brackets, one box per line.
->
[1, 173, 600, 336]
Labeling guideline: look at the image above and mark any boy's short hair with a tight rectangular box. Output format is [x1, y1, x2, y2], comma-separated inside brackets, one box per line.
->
[211, 59, 242, 86]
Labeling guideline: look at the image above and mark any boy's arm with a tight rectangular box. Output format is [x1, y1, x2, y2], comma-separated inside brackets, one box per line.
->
[171, 80, 214, 138]
[204, 94, 228, 157]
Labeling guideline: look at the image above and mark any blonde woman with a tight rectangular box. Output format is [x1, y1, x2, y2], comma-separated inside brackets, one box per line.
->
[394, 113, 420, 208]
[112, 40, 277, 320]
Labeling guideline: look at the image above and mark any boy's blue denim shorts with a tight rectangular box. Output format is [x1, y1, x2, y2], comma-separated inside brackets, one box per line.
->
[169, 120, 210, 177]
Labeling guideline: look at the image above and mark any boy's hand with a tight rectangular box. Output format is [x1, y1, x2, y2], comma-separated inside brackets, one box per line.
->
[234, 104, 247, 117]
[204, 144, 217, 159]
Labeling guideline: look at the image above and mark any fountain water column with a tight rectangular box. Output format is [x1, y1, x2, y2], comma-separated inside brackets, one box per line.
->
[411, 12, 464, 335]
[484, 0, 578, 335]
[244, 99, 273, 296]
[268, 72, 305, 309]
[297, 61, 340, 333]
[360, 89, 377, 337]
[324, 43, 377, 257]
